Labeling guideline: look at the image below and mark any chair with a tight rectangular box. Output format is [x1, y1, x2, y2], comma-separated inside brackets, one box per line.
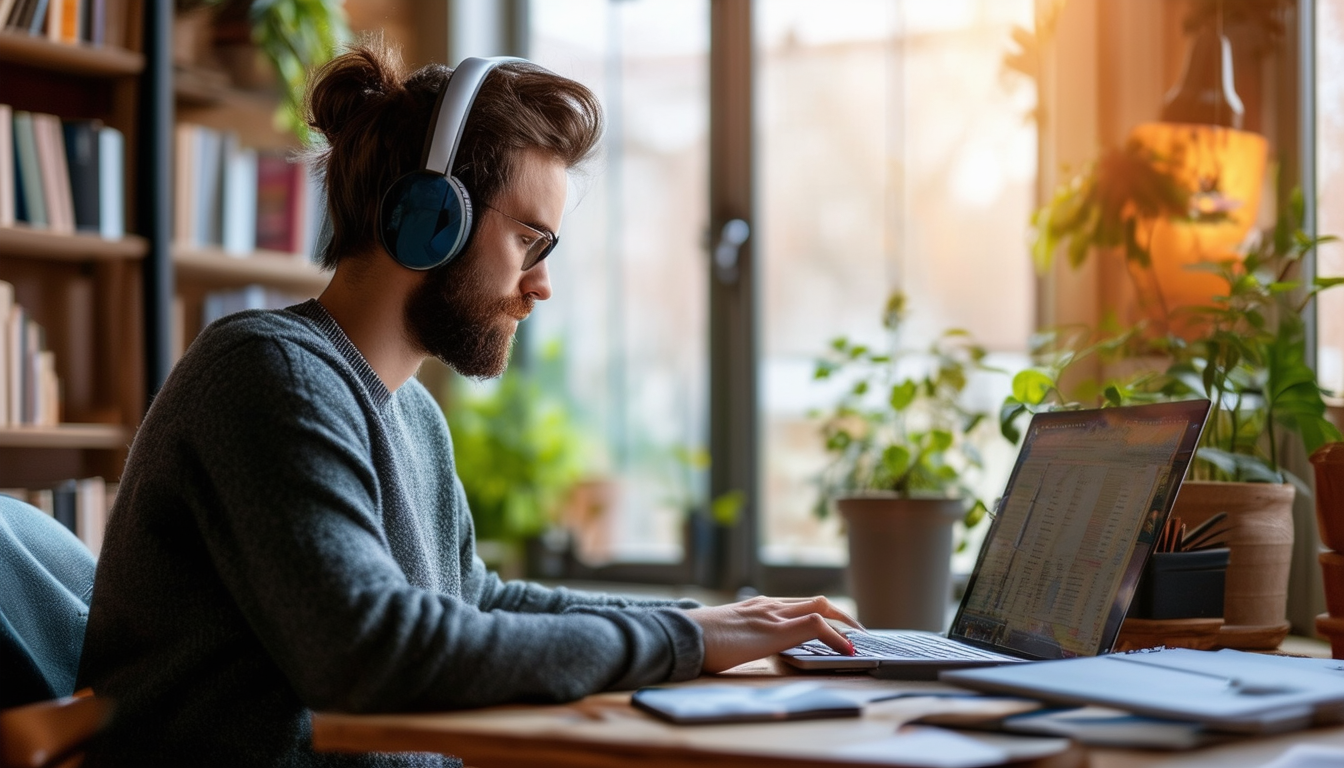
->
[0, 496, 108, 767]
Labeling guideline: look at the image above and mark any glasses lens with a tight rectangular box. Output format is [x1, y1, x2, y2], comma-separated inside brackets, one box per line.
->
[523, 232, 557, 271]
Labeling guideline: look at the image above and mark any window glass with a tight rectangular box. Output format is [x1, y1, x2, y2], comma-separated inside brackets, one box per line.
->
[1319, 1, 1344, 400]
[756, 0, 1037, 568]
[528, 0, 710, 562]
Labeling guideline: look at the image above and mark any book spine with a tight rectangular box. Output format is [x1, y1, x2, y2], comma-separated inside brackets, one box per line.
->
[76, 476, 106, 555]
[13, 111, 46, 227]
[6, 305, 21, 425]
[23, 318, 38, 424]
[0, 103, 12, 227]
[98, 125, 123, 239]
[63, 119, 100, 232]
[222, 135, 257, 255]
[51, 478, 76, 535]
[32, 113, 74, 234]
[37, 349, 57, 425]
[26, 0, 48, 35]
[0, 281, 11, 428]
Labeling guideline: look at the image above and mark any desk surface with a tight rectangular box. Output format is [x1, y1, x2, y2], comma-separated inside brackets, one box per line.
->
[312, 659, 1344, 768]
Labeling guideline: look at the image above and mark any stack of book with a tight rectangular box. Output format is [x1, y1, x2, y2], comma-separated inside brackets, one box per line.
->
[0, 104, 125, 238]
[0, 0, 134, 48]
[174, 122, 325, 260]
[0, 280, 60, 426]
[1, 477, 115, 555]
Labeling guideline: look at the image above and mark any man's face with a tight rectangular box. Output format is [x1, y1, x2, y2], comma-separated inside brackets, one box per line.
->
[405, 149, 565, 377]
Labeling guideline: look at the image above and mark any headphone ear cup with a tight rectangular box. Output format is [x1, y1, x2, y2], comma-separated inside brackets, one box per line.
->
[379, 171, 474, 270]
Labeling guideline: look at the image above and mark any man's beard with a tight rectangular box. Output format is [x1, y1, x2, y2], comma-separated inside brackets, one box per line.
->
[404, 251, 534, 379]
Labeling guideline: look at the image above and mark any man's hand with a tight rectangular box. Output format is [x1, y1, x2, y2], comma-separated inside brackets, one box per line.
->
[683, 596, 863, 674]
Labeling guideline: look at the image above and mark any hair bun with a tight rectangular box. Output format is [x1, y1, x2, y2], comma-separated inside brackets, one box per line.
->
[305, 39, 407, 141]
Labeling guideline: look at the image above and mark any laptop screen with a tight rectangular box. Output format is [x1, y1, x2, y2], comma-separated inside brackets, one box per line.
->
[949, 400, 1210, 660]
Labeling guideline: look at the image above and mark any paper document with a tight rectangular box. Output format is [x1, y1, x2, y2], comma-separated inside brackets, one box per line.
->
[942, 648, 1344, 734]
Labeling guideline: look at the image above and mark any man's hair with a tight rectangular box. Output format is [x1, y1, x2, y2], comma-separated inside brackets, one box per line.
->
[304, 37, 604, 269]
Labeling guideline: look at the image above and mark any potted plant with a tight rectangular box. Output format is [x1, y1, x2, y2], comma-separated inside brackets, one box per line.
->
[1005, 189, 1344, 649]
[662, 445, 745, 589]
[440, 354, 591, 580]
[812, 292, 995, 630]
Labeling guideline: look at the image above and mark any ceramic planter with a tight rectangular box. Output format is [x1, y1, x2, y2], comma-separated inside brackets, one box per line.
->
[836, 494, 963, 631]
[1169, 481, 1295, 650]
[1311, 443, 1344, 552]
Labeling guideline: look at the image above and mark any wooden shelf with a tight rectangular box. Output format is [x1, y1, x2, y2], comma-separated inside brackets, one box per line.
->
[174, 247, 330, 294]
[0, 424, 130, 449]
[0, 226, 148, 261]
[0, 30, 143, 77]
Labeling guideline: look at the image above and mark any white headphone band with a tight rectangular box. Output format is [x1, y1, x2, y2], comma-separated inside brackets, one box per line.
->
[422, 56, 526, 176]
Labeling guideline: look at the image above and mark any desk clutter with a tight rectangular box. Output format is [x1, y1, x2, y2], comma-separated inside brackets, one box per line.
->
[633, 648, 1344, 760]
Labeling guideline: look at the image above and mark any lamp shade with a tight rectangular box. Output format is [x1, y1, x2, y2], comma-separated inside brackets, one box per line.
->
[1127, 121, 1267, 322]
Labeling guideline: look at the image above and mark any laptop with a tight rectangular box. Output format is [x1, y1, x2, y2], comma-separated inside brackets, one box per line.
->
[781, 399, 1211, 680]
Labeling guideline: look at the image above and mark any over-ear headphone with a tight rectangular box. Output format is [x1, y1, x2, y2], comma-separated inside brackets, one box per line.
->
[379, 56, 524, 270]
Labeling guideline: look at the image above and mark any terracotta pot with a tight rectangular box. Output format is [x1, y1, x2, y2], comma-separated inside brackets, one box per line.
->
[1316, 613, 1344, 660]
[1322, 551, 1344, 618]
[837, 495, 963, 632]
[1170, 481, 1295, 649]
[1311, 442, 1344, 552]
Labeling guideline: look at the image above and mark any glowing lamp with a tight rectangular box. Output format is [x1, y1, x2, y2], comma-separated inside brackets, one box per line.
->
[1128, 121, 1267, 320]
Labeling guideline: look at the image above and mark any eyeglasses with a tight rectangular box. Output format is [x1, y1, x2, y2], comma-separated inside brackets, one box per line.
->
[482, 205, 559, 271]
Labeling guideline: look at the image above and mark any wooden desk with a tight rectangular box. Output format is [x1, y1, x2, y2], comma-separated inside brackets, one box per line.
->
[311, 659, 1344, 768]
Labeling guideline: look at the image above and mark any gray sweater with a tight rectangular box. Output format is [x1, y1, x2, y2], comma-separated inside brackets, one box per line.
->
[78, 301, 703, 767]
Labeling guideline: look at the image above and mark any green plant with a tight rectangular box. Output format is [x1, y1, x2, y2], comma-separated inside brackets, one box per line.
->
[179, 0, 350, 144]
[812, 291, 994, 529]
[1004, 191, 1344, 488]
[664, 445, 744, 526]
[443, 358, 591, 543]
[248, 0, 350, 142]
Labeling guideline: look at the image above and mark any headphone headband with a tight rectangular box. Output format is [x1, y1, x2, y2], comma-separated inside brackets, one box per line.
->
[423, 56, 524, 175]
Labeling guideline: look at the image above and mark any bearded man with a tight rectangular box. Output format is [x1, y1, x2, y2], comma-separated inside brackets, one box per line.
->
[78, 40, 855, 767]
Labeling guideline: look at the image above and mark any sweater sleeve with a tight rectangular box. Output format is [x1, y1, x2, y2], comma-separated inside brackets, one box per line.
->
[185, 339, 704, 713]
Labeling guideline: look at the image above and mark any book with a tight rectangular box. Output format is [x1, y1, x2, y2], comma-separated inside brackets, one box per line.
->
[173, 122, 197, 246]
[37, 349, 57, 424]
[13, 111, 46, 227]
[0, 281, 11, 427]
[62, 119, 100, 232]
[0, 103, 12, 227]
[194, 125, 224, 247]
[942, 648, 1344, 735]
[98, 124, 123, 238]
[221, 133, 257, 255]
[75, 476, 105, 554]
[255, 151, 300, 253]
[23, 318, 38, 424]
[6, 304, 20, 425]
[32, 112, 74, 234]
[51, 478, 77, 535]
[0, 0, 20, 30]
[27, 488, 53, 516]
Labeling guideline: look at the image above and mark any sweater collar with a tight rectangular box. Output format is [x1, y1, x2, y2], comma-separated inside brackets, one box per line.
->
[289, 299, 392, 407]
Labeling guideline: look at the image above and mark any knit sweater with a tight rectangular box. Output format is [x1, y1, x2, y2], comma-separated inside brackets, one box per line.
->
[77, 300, 703, 767]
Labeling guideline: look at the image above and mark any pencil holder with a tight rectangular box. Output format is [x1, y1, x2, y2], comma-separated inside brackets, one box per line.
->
[1128, 549, 1230, 620]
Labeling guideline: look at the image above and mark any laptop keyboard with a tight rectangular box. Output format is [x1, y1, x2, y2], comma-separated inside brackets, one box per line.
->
[798, 632, 1008, 661]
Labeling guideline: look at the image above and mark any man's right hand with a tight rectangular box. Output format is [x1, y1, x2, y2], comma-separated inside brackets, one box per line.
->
[683, 595, 861, 674]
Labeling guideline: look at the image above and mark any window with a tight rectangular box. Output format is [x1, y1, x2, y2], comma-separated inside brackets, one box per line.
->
[755, 0, 1036, 570]
[528, 0, 711, 564]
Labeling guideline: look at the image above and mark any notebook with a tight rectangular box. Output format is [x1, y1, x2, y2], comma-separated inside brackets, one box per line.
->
[781, 399, 1211, 679]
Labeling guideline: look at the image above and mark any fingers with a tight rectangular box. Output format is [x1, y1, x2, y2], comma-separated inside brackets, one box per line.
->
[767, 596, 866, 633]
[782, 612, 854, 657]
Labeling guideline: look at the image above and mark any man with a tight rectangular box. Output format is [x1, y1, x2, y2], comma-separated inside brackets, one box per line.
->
[78, 40, 855, 767]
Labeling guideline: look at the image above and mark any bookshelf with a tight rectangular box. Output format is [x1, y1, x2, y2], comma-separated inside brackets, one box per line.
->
[0, 0, 148, 494]
[0, 30, 143, 76]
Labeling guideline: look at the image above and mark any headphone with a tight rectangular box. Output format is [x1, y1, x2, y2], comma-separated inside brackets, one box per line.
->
[378, 56, 524, 270]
